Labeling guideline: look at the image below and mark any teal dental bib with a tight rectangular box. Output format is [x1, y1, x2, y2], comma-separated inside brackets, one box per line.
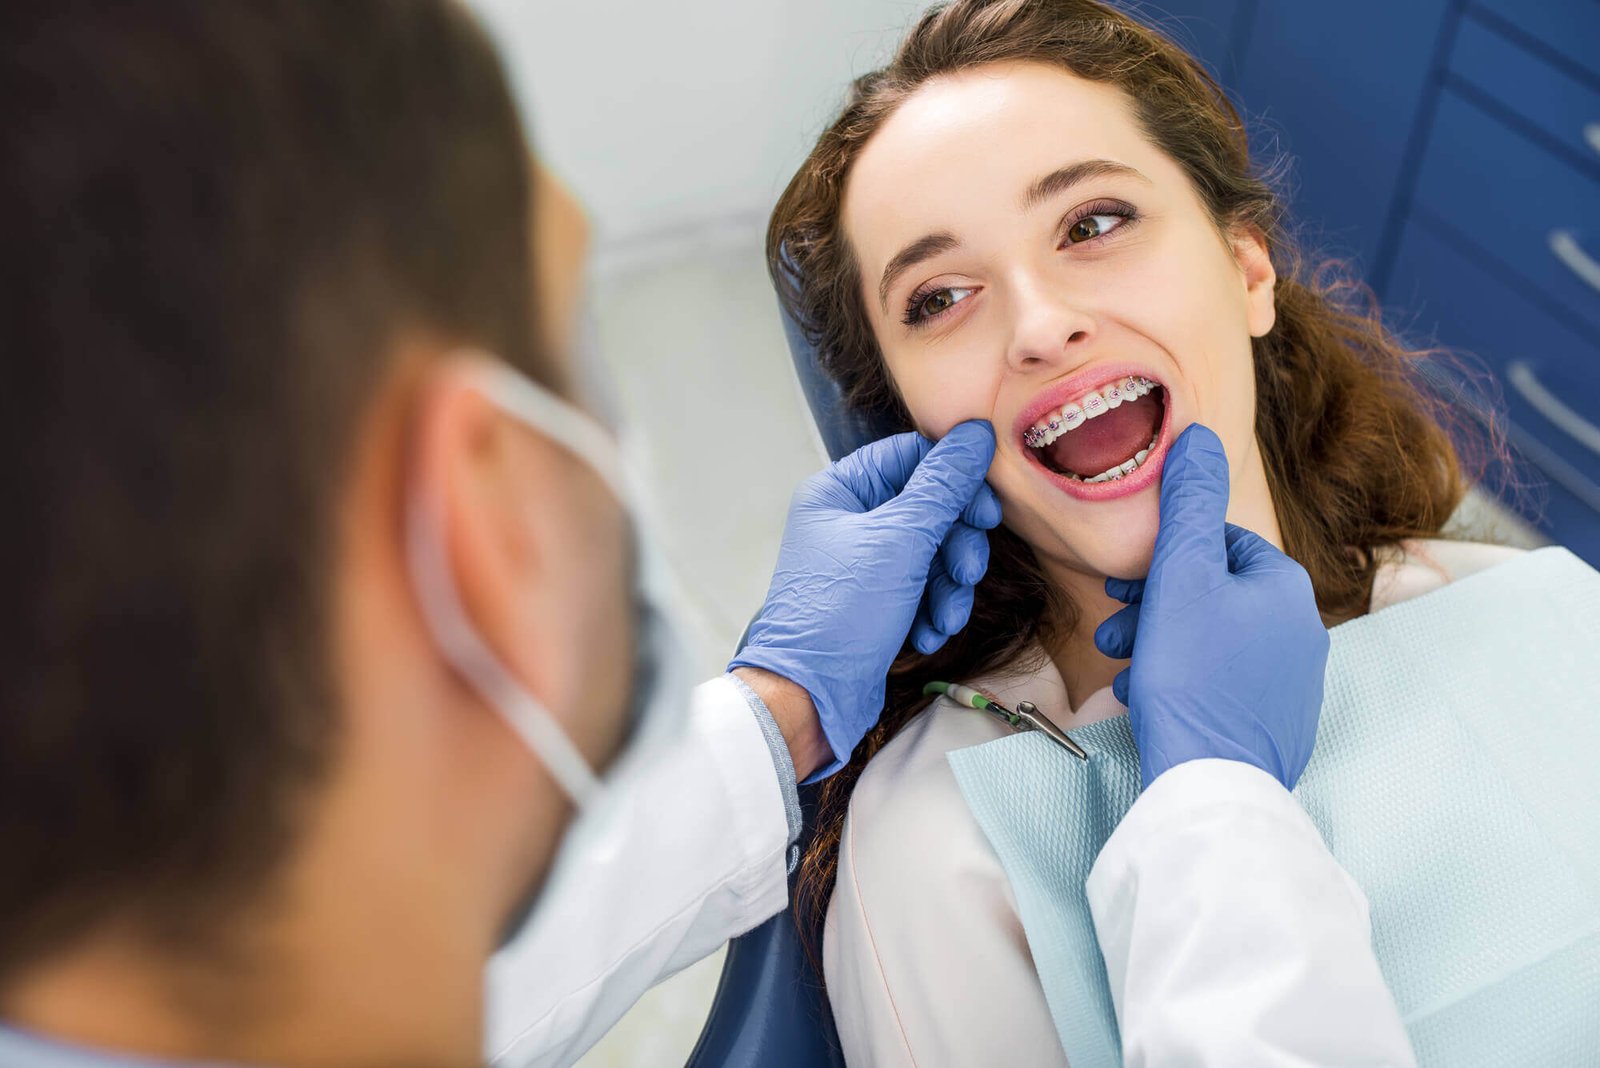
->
[949, 547, 1600, 1067]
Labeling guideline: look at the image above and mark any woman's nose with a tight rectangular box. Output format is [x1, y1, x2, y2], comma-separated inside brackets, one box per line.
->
[1003, 281, 1095, 374]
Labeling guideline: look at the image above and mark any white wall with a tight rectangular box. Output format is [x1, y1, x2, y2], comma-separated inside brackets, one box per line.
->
[470, 0, 923, 251]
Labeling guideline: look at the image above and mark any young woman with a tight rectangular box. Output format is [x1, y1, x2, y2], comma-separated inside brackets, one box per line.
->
[767, 0, 1524, 1061]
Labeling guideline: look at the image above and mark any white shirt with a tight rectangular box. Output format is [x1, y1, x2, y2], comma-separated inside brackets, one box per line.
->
[826, 538, 1522, 1067]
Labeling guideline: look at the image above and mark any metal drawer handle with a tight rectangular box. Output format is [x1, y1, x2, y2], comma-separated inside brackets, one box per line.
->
[1549, 230, 1600, 296]
[1506, 359, 1600, 461]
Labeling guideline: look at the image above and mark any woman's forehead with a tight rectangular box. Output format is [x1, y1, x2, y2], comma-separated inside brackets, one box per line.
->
[843, 61, 1166, 264]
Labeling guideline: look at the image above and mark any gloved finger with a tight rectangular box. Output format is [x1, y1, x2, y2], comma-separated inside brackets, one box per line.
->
[931, 575, 976, 637]
[920, 552, 970, 635]
[828, 431, 935, 512]
[1224, 522, 1288, 575]
[940, 520, 990, 587]
[1148, 423, 1231, 597]
[1112, 667, 1131, 706]
[910, 591, 950, 655]
[887, 421, 998, 542]
[960, 480, 1003, 530]
[1104, 576, 1145, 604]
[1093, 601, 1141, 660]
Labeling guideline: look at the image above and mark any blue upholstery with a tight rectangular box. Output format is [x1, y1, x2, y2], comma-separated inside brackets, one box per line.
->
[685, 300, 893, 1068]
[777, 297, 899, 461]
[684, 782, 844, 1068]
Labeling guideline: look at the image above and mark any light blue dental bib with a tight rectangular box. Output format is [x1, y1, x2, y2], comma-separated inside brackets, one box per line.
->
[950, 547, 1600, 1066]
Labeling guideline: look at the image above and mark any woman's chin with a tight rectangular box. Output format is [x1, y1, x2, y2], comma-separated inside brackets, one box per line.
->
[1017, 510, 1161, 587]
[1087, 538, 1157, 584]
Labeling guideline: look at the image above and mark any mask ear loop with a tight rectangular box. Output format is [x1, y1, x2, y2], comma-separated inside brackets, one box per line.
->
[404, 354, 629, 808]
[459, 357, 633, 504]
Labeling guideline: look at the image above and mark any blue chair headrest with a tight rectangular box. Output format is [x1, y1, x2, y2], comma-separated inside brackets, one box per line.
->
[775, 266, 901, 462]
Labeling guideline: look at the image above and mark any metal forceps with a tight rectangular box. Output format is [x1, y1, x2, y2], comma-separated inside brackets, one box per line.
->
[923, 681, 1089, 760]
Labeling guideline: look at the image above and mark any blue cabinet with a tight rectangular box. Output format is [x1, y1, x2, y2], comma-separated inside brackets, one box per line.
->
[1469, 0, 1600, 79]
[1389, 220, 1600, 565]
[1448, 9, 1600, 170]
[1232, 0, 1455, 274]
[1412, 91, 1600, 339]
[1150, 0, 1600, 562]
[1119, 0, 1248, 84]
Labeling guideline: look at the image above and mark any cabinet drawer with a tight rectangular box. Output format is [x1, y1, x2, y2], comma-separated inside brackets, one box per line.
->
[1449, 11, 1600, 171]
[1413, 90, 1600, 340]
[1468, 0, 1600, 82]
[1388, 218, 1600, 563]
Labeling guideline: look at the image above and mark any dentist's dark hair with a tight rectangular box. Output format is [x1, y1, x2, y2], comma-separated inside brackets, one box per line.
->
[768, 0, 1497, 964]
[0, 0, 544, 982]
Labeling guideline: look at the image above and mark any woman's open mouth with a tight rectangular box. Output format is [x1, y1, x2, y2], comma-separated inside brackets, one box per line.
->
[1016, 371, 1172, 501]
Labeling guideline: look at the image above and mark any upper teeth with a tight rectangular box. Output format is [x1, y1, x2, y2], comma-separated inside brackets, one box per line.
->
[1023, 376, 1159, 448]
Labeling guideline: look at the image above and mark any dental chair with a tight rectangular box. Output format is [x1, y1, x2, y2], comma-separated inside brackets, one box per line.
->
[684, 301, 898, 1068]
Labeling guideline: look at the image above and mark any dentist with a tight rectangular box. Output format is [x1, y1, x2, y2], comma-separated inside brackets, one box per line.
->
[0, 3, 1408, 1068]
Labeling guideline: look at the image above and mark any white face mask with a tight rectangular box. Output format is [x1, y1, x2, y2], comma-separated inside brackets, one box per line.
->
[404, 354, 692, 943]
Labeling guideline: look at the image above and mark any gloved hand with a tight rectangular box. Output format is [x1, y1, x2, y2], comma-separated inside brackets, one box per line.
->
[731, 421, 1002, 779]
[1092, 424, 1329, 791]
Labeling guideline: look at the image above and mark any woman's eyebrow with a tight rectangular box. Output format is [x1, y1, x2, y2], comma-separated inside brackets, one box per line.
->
[1020, 158, 1150, 212]
[878, 231, 960, 312]
[876, 160, 1150, 312]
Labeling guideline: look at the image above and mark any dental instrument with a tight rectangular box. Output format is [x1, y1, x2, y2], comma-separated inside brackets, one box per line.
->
[923, 681, 1089, 760]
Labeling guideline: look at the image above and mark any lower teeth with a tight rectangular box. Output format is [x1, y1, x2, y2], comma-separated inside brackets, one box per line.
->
[1066, 436, 1160, 483]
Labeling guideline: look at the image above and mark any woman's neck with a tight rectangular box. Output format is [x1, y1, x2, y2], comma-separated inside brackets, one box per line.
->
[1039, 563, 1128, 711]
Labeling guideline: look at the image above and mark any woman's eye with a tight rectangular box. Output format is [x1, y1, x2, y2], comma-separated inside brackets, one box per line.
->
[910, 285, 973, 324]
[1065, 213, 1128, 244]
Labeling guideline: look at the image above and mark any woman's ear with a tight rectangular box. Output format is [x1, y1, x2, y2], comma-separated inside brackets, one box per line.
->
[1231, 224, 1277, 338]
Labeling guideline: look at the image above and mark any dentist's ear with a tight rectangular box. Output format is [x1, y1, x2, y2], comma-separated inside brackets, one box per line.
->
[410, 358, 555, 699]
[407, 357, 630, 755]
[1231, 224, 1278, 339]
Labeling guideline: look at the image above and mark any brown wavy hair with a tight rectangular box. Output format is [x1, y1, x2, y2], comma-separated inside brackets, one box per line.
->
[768, 0, 1496, 961]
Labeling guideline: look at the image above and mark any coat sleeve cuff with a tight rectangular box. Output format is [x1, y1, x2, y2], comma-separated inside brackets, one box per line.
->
[723, 672, 803, 873]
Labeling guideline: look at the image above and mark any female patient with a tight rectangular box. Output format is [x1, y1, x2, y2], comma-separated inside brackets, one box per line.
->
[768, 0, 1525, 1062]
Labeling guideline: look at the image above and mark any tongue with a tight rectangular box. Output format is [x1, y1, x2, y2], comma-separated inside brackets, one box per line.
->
[1043, 393, 1162, 478]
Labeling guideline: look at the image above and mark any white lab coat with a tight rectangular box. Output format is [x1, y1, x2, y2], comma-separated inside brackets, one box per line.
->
[485, 675, 793, 1068]
[483, 680, 1416, 1068]
[1088, 759, 1417, 1066]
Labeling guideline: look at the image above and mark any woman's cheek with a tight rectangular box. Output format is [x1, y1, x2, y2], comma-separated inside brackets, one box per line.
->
[984, 454, 1040, 528]
[900, 370, 998, 440]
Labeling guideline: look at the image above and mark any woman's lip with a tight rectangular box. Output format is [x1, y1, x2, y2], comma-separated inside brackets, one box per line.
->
[1010, 361, 1167, 447]
[1020, 392, 1176, 503]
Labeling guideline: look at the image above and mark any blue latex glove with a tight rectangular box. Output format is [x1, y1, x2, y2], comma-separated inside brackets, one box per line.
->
[731, 421, 1002, 779]
[1092, 424, 1329, 791]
